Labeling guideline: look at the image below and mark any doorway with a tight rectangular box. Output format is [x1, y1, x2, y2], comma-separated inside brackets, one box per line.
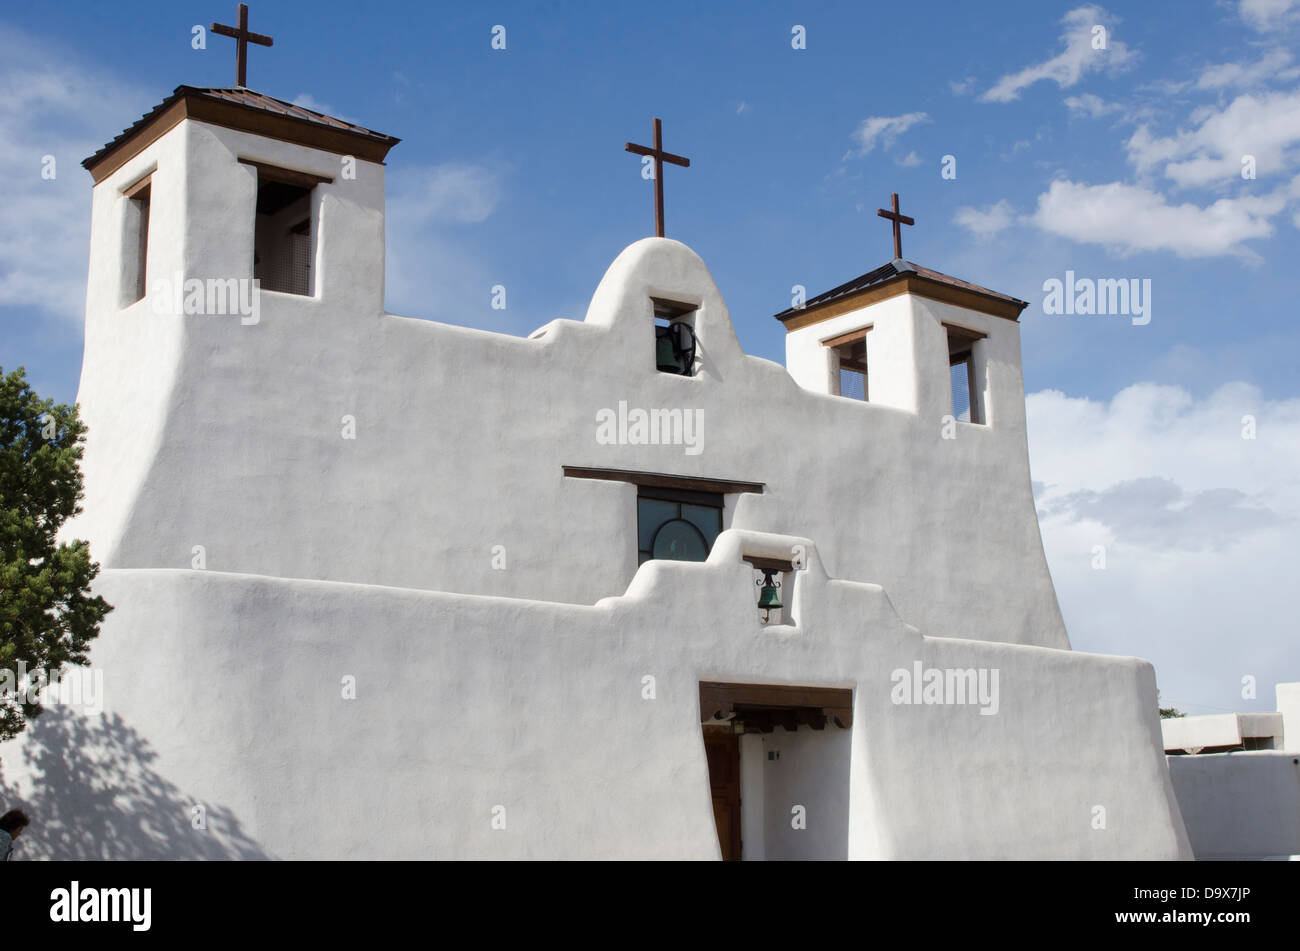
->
[699, 681, 854, 861]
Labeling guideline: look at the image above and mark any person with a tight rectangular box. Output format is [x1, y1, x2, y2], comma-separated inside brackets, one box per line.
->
[0, 809, 30, 860]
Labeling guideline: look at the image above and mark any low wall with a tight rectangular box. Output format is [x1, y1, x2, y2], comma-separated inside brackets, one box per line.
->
[1167, 752, 1300, 859]
[0, 531, 1190, 859]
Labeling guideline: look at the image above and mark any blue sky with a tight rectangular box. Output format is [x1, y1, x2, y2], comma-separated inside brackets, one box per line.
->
[1, 0, 1297, 716]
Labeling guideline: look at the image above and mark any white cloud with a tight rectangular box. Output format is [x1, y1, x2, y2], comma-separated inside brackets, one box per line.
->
[1197, 48, 1298, 89]
[1028, 177, 1290, 258]
[1064, 92, 1122, 118]
[1239, 0, 1298, 31]
[1028, 381, 1299, 715]
[0, 26, 153, 325]
[847, 112, 930, 157]
[384, 162, 506, 321]
[953, 200, 1015, 238]
[894, 150, 923, 168]
[949, 76, 976, 96]
[981, 5, 1136, 103]
[1127, 88, 1300, 187]
[387, 163, 501, 225]
[736, 101, 751, 116]
[1038, 477, 1277, 551]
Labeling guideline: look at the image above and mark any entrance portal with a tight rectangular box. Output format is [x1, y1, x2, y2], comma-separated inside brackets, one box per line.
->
[699, 681, 854, 861]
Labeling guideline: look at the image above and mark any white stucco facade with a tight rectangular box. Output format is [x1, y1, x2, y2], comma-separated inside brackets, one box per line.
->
[1163, 684, 1300, 860]
[0, 98, 1193, 860]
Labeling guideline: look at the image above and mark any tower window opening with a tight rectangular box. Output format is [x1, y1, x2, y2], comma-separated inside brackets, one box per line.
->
[946, 324, 986, 425]
[245, 162, 331, 297]
[652, 297, 697, 376]
[121, 174, 151, 306]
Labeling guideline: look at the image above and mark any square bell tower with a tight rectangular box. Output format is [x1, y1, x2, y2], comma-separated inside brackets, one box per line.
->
[81, 85, 400, 324]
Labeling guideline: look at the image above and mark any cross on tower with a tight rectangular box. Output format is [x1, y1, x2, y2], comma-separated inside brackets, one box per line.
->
[625, 118, 691, 238]
[212, 3, 274, 88]
[876, 192, 915, 259]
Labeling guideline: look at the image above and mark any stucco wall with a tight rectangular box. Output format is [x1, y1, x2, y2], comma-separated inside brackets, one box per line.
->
[1167, 752, 1300, 859]
[0, 531, 1189, 859]
[66, 118, 1067, 649]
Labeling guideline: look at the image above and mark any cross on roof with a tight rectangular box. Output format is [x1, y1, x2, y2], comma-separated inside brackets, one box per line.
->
[876, 192, 914, 259]
[625, 118, 691, 238]
[212, 3, 274, 88]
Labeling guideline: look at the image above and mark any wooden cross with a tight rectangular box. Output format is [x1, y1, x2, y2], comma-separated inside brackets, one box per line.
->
[625, 118, 691, 238]
[212, 3, 274, 88]
[876, 192, 914, 259]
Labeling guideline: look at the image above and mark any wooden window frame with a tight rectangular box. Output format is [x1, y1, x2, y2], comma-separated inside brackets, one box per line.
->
[239, 159, 334, 189]
[944, 323, 987, 425]
[822, 326, 871, 401]
[636, 486, 723, 564]
[123, 173, 153, 305]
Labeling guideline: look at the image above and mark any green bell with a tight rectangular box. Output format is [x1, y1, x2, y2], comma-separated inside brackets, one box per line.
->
[657, 332, 683, 373]
[757, 570, 783, 620]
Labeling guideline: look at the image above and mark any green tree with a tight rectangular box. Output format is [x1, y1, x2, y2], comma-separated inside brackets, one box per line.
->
[0, 366, 111, 741]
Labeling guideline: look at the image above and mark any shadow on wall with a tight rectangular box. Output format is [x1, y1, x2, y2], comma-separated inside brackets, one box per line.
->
[0, 708, 270, 860]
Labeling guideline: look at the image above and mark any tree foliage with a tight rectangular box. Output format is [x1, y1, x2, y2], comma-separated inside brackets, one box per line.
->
[0, 366, 111, 741]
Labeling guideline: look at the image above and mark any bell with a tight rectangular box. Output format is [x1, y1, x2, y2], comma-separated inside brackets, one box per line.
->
[757, 570, 783, 620]
[657, 331, 682, 373]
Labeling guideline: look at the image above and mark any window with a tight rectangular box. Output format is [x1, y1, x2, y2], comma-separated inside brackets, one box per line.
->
[946, 325, 986, 424]
[652, 298, 697, 376]
[822, 327, 869, 401]
[835, 339, 867, 400]
[245, 162, 330, 296]
[637, 486, 722, 565]
[122, 174, 151, 305]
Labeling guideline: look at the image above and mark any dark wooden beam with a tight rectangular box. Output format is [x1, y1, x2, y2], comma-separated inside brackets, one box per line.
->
[562, 466, 763, 497]
[239, 159, 334, 188]
[122, 172, 153, 198]
[744, 556, 793, 573]
[699, 682, 854, 729]
[820, 327, 872, 349]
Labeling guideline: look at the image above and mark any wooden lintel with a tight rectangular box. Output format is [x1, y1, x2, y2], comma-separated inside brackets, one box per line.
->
[820, 326, 872, 349]
[744, 556, 793, 573]
[240, 159, 334, 188]
[563, 466, 763, 497]
[699, 682, 854, 729]
[122, 172, 153, 198]
[943, 322, 988, 342]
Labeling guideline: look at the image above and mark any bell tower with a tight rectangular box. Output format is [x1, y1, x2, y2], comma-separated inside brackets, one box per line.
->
[71, 77, 399, 565]
[81, 85, 400, 323]
[775, 193, 1029, 431]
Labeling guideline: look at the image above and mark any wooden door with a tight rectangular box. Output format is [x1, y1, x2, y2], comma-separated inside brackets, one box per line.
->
[704, 731, 741, 861]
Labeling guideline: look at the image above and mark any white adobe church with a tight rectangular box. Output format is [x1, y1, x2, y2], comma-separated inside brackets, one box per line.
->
[0, 16, 1194, 860]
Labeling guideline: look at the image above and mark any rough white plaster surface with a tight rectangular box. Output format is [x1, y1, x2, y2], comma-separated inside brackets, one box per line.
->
[2, 537, 1188, 859]
[63, 120, 1067, 649]
[1166, 752, 1300, 860]
[1164, 684, 1300, 859]
[0, 116, 1192, 859]
[1162, 713, 1284, 752]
